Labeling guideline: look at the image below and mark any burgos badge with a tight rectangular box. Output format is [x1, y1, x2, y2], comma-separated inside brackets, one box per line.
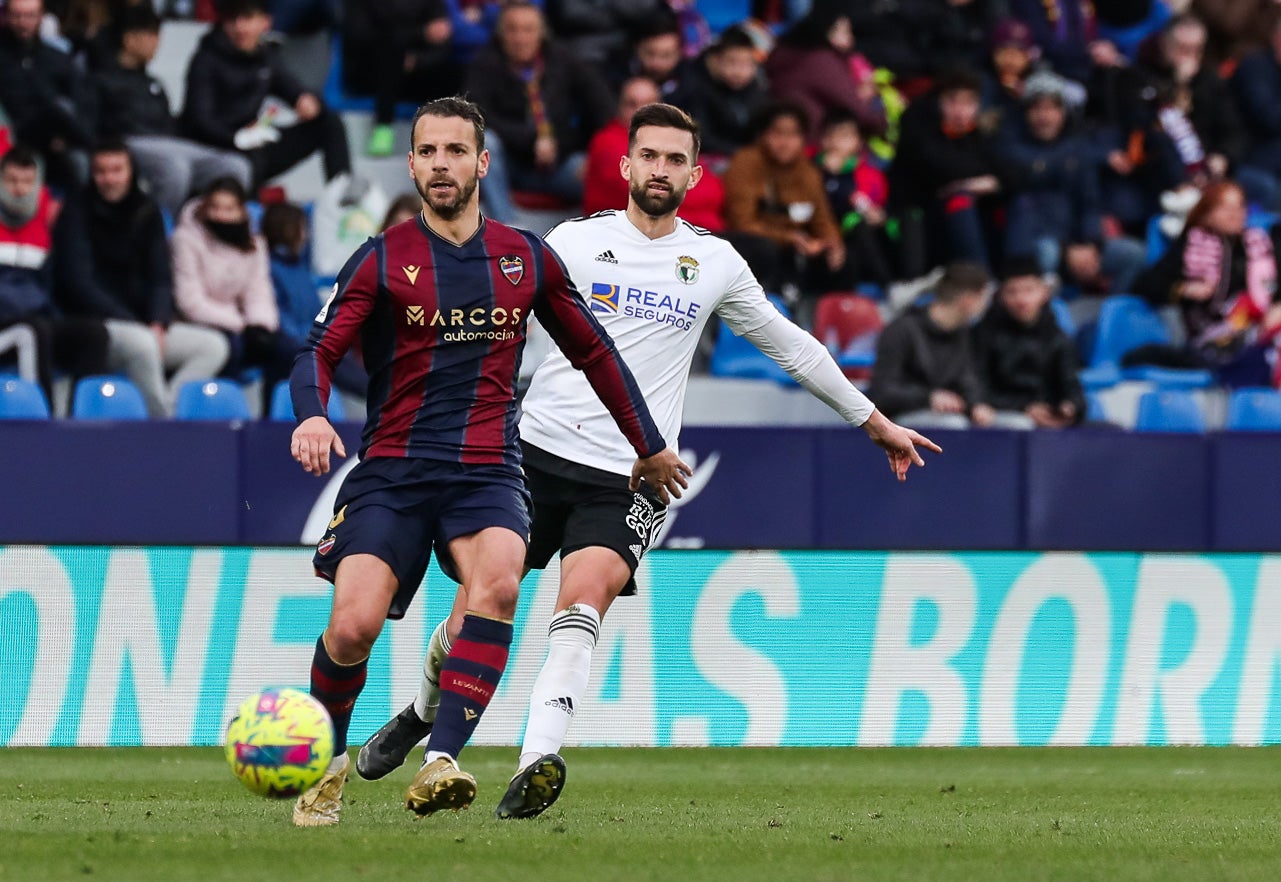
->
[499, 255, 524, 286]
[676, 255, 699, 285]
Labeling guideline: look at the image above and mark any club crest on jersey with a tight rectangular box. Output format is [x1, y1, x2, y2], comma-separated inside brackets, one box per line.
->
[590, 282, 620, 313]
[499, 255, 524, 286]
[676, 255, 699, 285]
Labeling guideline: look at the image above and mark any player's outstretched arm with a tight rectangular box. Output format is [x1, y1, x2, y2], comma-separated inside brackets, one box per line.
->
[860, 409, 942, 482]
[291, 415, 347, 475]
[629, 447, 693, 505]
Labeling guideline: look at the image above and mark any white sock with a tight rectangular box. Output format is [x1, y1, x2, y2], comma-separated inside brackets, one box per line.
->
[413, 619, 452, 723]
[518, 604, 601, 770]
[423, 750, 453, 767]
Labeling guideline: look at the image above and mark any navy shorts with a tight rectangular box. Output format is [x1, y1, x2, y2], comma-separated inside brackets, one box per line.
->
[312, 457, 532, 619]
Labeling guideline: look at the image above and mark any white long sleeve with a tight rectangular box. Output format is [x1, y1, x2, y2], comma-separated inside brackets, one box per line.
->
[742, 314, 876, 426]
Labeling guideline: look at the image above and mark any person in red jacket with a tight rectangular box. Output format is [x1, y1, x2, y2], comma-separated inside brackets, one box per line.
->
[583, 77, 725, 230]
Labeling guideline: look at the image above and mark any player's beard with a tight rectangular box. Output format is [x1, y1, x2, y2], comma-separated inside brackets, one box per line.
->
[630, 177, 685, 218]
[416, 168, 479, 221]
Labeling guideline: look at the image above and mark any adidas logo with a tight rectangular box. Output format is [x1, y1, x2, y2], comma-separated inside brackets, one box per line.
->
[594, 250, 618, 264]
[630, 543, 644, 561]
[545, 696, 575, 716]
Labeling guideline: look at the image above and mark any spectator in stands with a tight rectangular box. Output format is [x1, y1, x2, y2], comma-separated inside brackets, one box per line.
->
[1000, 71, 1146, 297]
[0, 146, 109, 405]
[171, 176, 292, 408]
[344, 0, 456, 157]
[543, 0, 664, 73]
[93, 4, 252, 216]
[1192, 0, 1276, 68]
[1126, 14, 1245, 198]
[1230, 12, 1281, 211]
[381, 192, 422, 230]
[723, 101, 844, 306]
[443, 0, 504, 69]
[868, 260, 995, 428]
[1010, 0, 1105, 83]
[261, 200, 365, 396]
[181, 0, 354, 193]
[888, 67, 1004, 271]
[0, 0, 97, 188]
[765, 7, 887, 146]
[972, 255, 1085, 428]
[816, 109, 894, 289]
[980, 18, 1045, 126]
[53, 140, 228, 416]
[616, 15, 688, 97]
[671, 24, 769, 170]
[582, 79, 724, 229]
[1133, 180, 1281, 387]
[464, 1, 613, 222]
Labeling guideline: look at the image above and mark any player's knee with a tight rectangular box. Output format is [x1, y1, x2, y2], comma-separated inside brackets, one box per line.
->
[470, 573, 520, 619]
[326, 617, 380, 661]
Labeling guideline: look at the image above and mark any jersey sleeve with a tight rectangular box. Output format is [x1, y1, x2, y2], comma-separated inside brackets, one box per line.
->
[712, 246, 784, 337]
[289, 239, 378, 422]
[530, 238, 667, 458]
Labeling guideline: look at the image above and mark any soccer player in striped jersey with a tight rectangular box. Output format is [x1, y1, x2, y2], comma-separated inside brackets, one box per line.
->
[287, 96, 690, 826]
[358, 103, 940, 818]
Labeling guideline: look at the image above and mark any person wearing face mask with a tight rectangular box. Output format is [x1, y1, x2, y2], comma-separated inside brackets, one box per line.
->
[170, 176, 292, 411]
[0, 145, 109, 409]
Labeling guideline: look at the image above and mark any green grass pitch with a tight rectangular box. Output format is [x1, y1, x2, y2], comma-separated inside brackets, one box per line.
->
[2, 746, 1278, 882]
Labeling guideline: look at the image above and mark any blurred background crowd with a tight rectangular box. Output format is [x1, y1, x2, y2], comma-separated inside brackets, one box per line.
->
[1, 0, 1280, 432]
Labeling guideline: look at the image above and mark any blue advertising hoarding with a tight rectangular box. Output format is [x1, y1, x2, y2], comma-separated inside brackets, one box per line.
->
[4, 547, 1279, 748]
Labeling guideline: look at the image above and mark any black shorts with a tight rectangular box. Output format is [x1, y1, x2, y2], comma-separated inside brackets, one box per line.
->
[312, 456, 532, 619]
[522, 442, 667, 596]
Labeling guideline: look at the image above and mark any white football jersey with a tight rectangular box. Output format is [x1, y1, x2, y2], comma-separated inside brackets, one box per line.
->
[520, 210, 780, 476]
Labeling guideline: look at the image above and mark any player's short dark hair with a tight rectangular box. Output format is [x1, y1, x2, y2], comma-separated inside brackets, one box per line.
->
[713, 24, 756, 53]
[217, 0, 269, 19]
[0, 145, 39, 171]
[628, 102, 701, 160]
[117, 3, 161, 33]
[753, 100, 809, 138]
[998, 254, 1045, 284]
[410, 96, 486, 152]
[935, 261, 990, 301]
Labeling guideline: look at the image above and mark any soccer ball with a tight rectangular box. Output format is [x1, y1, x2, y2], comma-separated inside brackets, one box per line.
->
[224, 688, 334, 799]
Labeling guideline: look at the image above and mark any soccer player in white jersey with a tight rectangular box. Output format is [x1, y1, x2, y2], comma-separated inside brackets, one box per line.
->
[357, 103, 941, 818]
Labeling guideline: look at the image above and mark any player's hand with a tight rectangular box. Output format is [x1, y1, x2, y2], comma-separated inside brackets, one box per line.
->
[295, 93, 322, 122]
[629, 447, 693, 505]
[861, 409, 942, 482]
[291, 415, 346, 475]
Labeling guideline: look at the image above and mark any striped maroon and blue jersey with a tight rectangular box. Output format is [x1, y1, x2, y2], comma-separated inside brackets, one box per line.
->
[291, 215, 665, 465]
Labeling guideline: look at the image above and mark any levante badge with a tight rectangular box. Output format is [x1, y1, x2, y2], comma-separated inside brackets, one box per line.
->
[499, 255, 524, 285]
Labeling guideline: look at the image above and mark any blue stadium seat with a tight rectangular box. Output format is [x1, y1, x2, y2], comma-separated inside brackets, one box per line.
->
[1049, 297, 1075, 338]
[1225, 387, 1281, 432]
[1090, 294, 1214, 388]
[708, 295, 798, 385]
[0, 376, 50, 418]
[174, 379, 251, 421]
[72, 376, 148, 420]
[1134, 389, 1206, 433]
[1085, 390, 1107, 423]
[269, 379, 346, 422]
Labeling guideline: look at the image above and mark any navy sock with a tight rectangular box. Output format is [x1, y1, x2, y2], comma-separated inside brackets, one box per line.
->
[309, 634, 367, 756]
[425, 613, 513, 760]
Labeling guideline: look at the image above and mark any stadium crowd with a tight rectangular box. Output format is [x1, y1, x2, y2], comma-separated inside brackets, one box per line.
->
[1, 0, 1280, 427]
